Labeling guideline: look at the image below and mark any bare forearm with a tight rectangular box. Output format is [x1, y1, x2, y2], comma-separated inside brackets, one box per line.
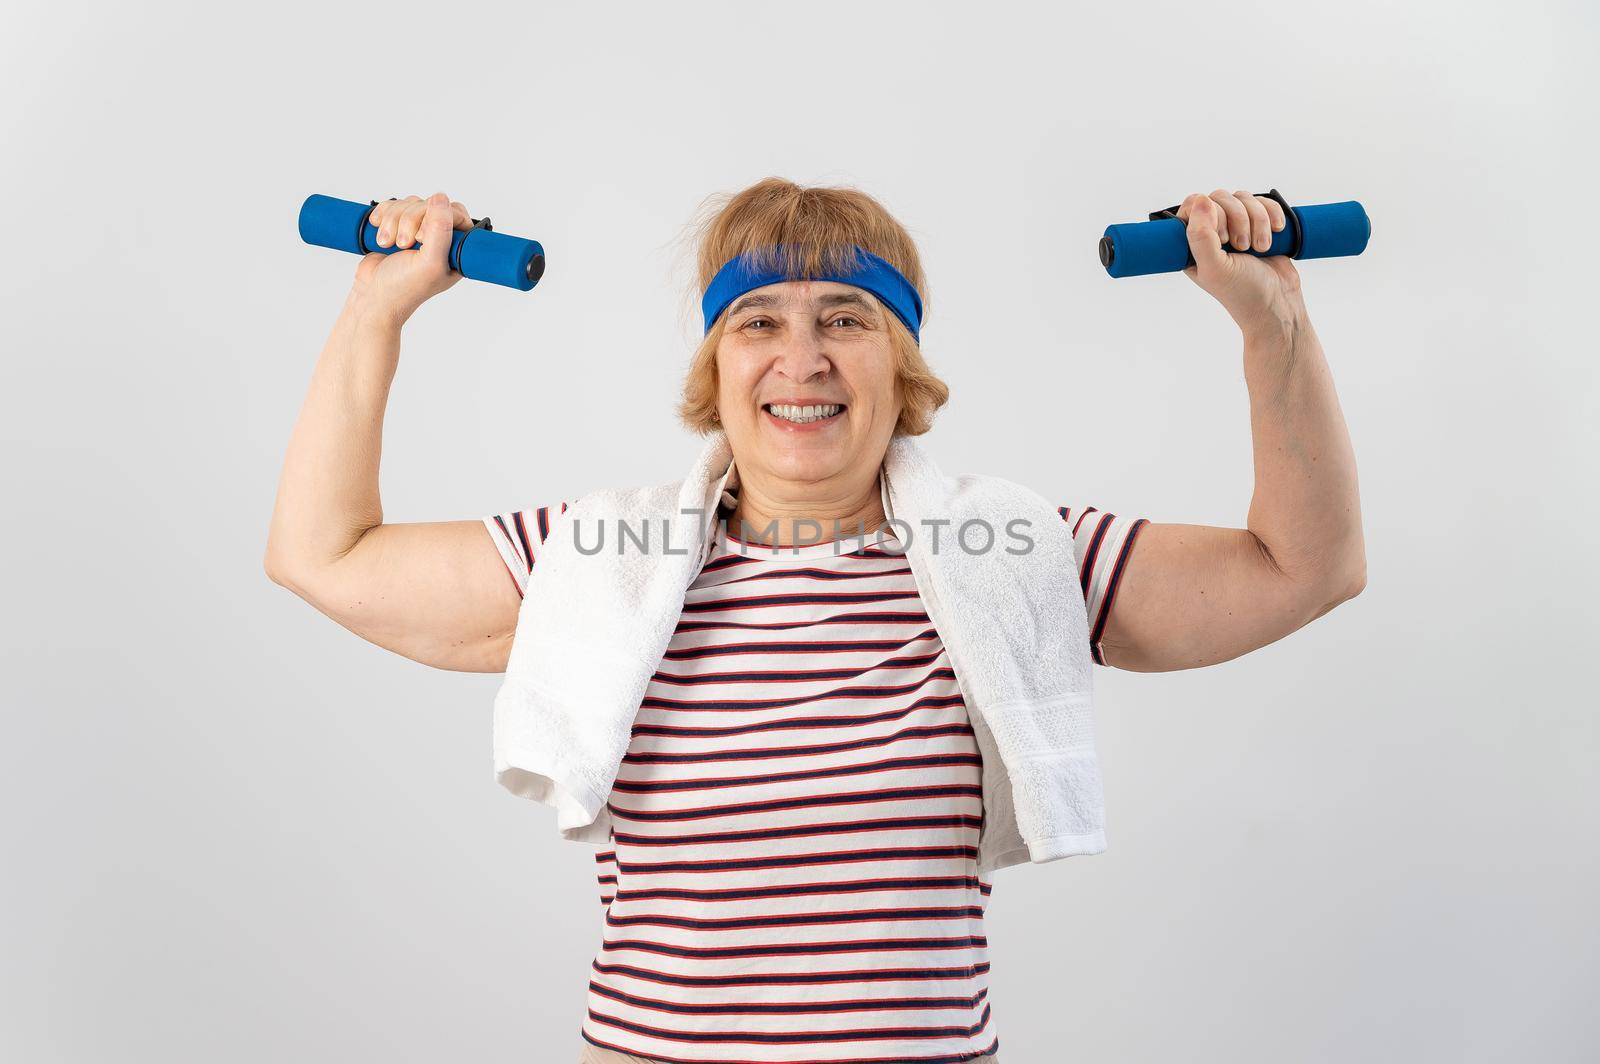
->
[265, 290, 403, 574]
[1241, 307, 1365, 593]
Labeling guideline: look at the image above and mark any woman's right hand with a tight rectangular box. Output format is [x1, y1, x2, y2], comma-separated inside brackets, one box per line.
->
[351, 192, 474, 325]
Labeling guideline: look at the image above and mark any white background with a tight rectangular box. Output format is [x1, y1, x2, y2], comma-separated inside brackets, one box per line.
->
[3, 1, 1596, 1060]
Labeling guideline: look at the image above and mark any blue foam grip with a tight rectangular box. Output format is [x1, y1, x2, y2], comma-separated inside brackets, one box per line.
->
[1292, 201, 1371, 261]
[297, 194, 546, 291]
[1100, 199, 1369, 278]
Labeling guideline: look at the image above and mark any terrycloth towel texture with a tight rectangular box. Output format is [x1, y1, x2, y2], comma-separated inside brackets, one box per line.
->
[491, 429, 1107, 875]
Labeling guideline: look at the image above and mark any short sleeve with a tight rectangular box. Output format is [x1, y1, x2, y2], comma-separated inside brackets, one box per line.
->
[1058, 505, 1150, 667]
[481, 502, 570, 598]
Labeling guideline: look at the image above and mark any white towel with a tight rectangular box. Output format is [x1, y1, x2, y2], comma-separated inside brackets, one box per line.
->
[491, 429, 1106, 875]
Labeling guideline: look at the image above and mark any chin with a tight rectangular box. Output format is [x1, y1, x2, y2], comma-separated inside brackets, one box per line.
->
[762, 444, 848, 480]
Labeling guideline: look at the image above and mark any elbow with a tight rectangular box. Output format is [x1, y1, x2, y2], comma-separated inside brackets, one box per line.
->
[263, 548, 298, 592]
[1343, 561, 1367, 600]
[263, 521, 293, 589]
[1316, 527, 1367, 606]
[1320, 556, 1367, 612]
[263, 522, 337, 594]
[264, 524, 372, 601]
[1337, 537, 1368, 601]
[263, 540, 315, 595]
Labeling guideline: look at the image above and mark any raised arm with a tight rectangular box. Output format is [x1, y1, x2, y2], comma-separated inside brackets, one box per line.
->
[264, 193, 522, 673]
[1097, 190, 1366, 673]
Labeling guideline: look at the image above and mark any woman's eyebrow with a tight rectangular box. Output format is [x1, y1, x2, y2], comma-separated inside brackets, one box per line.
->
[727, 292, 879, 317]
[818, 292, 878, 314]
[726, 293, 780, 317]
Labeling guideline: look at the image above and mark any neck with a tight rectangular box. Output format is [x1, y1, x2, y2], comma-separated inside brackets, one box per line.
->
[725, 467, 888, 547]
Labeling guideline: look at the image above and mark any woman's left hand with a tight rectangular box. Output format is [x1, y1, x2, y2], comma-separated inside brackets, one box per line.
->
[1176, 190, 1308, 338]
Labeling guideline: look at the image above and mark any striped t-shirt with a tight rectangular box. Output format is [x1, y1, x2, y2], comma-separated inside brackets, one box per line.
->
[483, 494, 1146, 1063]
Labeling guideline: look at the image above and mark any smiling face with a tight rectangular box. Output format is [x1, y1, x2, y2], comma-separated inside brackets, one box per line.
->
[714, 279, 903, 492]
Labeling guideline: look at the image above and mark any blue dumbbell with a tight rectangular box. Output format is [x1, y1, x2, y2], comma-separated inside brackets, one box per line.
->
[1100, 189, 1369, 278]
[297, 194, 546, 291]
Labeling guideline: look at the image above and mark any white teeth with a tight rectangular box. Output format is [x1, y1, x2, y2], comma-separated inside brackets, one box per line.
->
[767, 403, 842, 424]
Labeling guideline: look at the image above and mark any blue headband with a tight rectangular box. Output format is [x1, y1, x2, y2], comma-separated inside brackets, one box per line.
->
[701, 244, 924, 342]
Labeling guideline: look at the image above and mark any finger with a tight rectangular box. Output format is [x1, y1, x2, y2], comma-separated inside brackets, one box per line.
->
[377, 195, 419, 248]
[1211, 189, 1249, 250]
[1180, 192, 1228, 245]
[417, 192, 454, 272]
[393, 195, 427, 249]
[369, 198, 397, 240]
[372, 200, 394, 247]
[1181, 194, 1229, 275]
[450, 201, 473, 231]
[1174, 192, 1214, 239]
[1258, 195, 1287, 234]
[1235, 190, 1272, 252]
[408, 196, 451, 241]
[1178, 192, 1228, 246]
[382, 195, 420, 247]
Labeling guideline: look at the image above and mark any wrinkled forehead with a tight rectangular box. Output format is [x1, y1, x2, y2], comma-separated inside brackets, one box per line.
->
[724, 280, 882, 318]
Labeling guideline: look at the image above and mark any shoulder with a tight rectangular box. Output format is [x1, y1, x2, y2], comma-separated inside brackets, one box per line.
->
[885, 434, 1055, 513]
[943, 471, 1057, 515]
[563, 477, 688, 518]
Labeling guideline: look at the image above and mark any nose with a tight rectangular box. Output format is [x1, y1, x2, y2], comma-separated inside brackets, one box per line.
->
[773, 324, 832, 383]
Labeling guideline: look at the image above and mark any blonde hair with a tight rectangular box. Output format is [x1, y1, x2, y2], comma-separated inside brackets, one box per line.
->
[675, 177, 949, 436]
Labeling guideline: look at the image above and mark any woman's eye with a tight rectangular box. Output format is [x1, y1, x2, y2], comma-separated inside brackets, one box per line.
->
[742, 316, 860, 330]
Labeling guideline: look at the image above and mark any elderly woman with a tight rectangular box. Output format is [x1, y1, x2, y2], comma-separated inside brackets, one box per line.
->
[265, 177, 1365, 1063]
